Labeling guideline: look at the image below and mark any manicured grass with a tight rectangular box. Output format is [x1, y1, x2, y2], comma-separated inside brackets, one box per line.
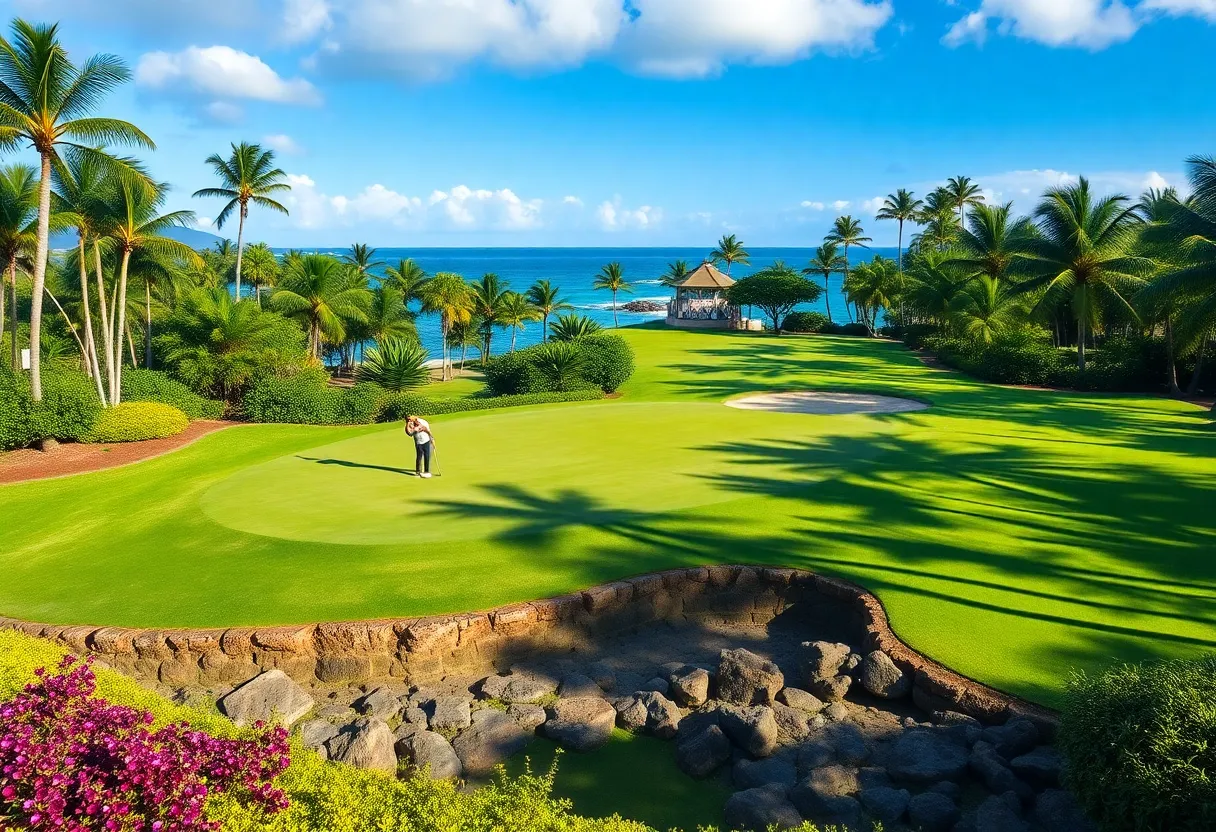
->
[421, 371, 487, 399]
[1, 327, 1213, 707]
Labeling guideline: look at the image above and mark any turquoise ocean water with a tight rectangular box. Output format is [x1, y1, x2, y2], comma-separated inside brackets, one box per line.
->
[293, 246, 899, 360]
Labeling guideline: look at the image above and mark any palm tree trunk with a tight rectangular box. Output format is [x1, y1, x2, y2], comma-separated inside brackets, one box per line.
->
[1188, 336, 1208, 396]
[612, 290, 619, 328]
[0, 267, 5, 356]
[441, 317, 450, 382]
[511, 328, 517, 352]
[8, 263, 18, 371]
[1077, 317, 1087, 373]
[234, 203, 247, 301]
[1164, 314, 1181, 396]
[77, 239, 106, 405]
[823, 275, 832, 324]
[28, 152, 53, 401]
[542, 312, 549, 343]
[897, 220, 904, 273]
[45, 287, 89, 366]
[126, 322, 137, 367]
[144, 282, 154, 368]
[93, 242, 115, 399]
[112, 249, 133, 404]
[843, 246, 854, 323]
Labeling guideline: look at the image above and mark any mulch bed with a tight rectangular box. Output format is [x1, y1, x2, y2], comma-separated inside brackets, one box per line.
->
[0, 420, 238, 485]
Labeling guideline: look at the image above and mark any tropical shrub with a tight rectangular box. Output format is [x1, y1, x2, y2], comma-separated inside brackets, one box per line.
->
[726, 265, 822, 334]
[1066, 336, 1171, 392]
[0, 367, 103, 449]
[576, 335, 635, 393]
[86, 401, 190, 443]
[927, 332, 1065, 386]
[0, 658, 290, 832]
[355, 339, 430, 392]
[1059, 655, 1216, 831]
[335, 382, 383, 425]
[548, 313, 602, 342]
[241, 373, 381, 425]
[121, 368, 225, 419]
[0, 365, 39, 450]
[379, 389, 603, 420]
[483, 335, 634, 395]
[782, 311, 830, 333]
[822, 322, 873, 337]
[531, 341, 587, 392]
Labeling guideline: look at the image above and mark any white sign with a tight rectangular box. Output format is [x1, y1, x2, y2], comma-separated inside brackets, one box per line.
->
[20, 348, 30, 370]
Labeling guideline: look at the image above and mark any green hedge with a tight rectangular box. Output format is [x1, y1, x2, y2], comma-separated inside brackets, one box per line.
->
[241, 374, 383, 425]
[782, 311, 830, 333]
[121, 368, 225, 419]
[0, 366, 103, 450]
[1060, 655, 1216, 831]
[483, 335, 634, 395]
[926, 332, 1066, 386]
[380, 389, 604, 420]
[85, 401, 190, 443]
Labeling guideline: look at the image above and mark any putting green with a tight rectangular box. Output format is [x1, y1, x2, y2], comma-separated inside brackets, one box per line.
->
[201, 402, 896, 545]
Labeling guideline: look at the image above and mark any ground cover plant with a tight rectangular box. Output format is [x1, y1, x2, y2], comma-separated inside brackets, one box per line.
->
[1, 328, 1212, 711]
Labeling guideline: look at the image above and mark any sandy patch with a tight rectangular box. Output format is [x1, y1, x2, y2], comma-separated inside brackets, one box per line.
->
[725, 391, 928, 415]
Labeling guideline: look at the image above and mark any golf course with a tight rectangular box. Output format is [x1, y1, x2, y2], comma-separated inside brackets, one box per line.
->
[2, 327, 1213, 708]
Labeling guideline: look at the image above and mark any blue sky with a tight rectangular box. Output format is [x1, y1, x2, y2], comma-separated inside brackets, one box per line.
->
[5, 0, 1216, 246]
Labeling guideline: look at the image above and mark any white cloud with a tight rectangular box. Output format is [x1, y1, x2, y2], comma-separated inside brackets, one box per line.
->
[1143, 0, 1216, 18]
[831, 200, 852, 212]
[800, 200, 826, 210]
[282, 0, 332, 43]
[136, 46, 321, 114]
[597, 197, 661, 231]
[263, 134, 304, 155]
[944, 0, 1142, 49]
[563, 195, 585, 207]
[861, 196, 886, 215]
[963, 168, 1184, 211]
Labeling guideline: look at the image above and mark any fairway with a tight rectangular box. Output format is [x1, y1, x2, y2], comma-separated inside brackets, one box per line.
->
[2, 327, 1214, 707]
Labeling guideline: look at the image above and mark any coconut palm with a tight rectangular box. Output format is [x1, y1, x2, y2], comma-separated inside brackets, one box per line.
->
[950, 276, 1026, 344]
[127, 248, 190, 369]
[447, 316, 482, 373]
[913, 209, 962, 252]
[525, 279, 571, 342]
[0, 164, 38, 374]
[0, 19, 153, 400]
[356, 285, 417, 360]
[343, 243, 384, 276]
[356, 338, 429, 392]
[241, 243, 279, 308]
[710, 234, 750, 276]
[470, 272, 511, 363]
[877, 189, 924, 273]
[549, 313, 602, 341]
[499, 291, 539, 352]
[270, 254, 370, 360]
[845, 256, 899, 334]
[950, 202, 1037, 283]
[946, 176, 984, 228]
[661, 259, 691, 288]
[1020, 178, 1152, 371]
[921, 187, 956, 219]
[825, 216, 871, 322]
[593, 262, 632, 327]
[384, 258, 429, 312]
[533, 340, 585, 392]
[419, 272, 473, 381]
[802, 242, 848, 324]
[193, 142, 290, 302]
[904, 249, 971, 329]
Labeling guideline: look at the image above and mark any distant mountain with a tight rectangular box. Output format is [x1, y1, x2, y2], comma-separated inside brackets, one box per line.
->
[50, 225, 226, 251]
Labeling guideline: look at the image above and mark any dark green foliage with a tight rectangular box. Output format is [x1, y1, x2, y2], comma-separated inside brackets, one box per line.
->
[354, 339, 430, 392]
[1060, 655, 1216, 831]
[532, 341, 588, 392]
[548, 313, 602, 342]
[823, 322, 873, 337]
[726, 267, 822, 334]
[483, 335, 634, 395]
[782, 311, 830, 333]
[1067, 337, 1171, 392]
[121, 368, 225, 419]
[335, 383, 383, 425]
[0, 366, 37, 449]
[0, 367, 103, 449]
[240, 374, 344, 424]
[85, 402, 190, 442]
[378, 389, 603, 420]
[927, 332, 1064, 386]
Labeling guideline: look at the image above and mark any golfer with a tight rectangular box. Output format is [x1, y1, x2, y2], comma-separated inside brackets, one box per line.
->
[405, 415, 434, 478]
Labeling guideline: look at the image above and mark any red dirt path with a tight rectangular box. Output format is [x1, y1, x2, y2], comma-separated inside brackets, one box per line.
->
[0, 420, 237, 485]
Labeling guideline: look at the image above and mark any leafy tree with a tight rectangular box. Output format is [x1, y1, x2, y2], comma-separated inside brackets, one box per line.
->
[470, 272, 511, 363]
[877, 189, 924, 272]
[950, 201, 1037, 284]
[549, 313, 602, 341]
[660, 260, 690, 288]
[241, 243, 279, 308]
[946, 175, 985, 228]
[525, 279, 571, 342]
[1021, 177, 1152, 370]
[192, 142, 290, 302]
[913, 208, 962, 253]
[593, 262, 632, 328]
[384, 258, 429, 311]
[355, 338, 429, 392]
[0, 19, 152, 400]
[419, 272, 473, 381]
[270, 254, 370, 360]
[825, 216, 871, 322]
[498, 291, 539, 352]
[904, 248, 971, 328]
[342, 243, 384, 276]
[950, 275, 1027, 344]
[803, 242, 847, 323]
[845, 256, 900, 334]
[446, 315, 482, 372]
[726, 261, 822, 335]
[710, 234, 749, 275]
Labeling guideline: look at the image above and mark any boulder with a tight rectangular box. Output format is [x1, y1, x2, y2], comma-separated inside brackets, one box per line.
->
[970, 741, 1034, 802]
[796, 739, 835, 772]
[219, 670, 314, 728]
[586, 660, 617, 692]
[638, 691, 682, 739]
[803, 764, 859, 797]
[398, 730, 462, 779]
[975, 791, 1030, 832]
[789, 781, 861, 830]
[886, 729, 969, 783]
[809, 674, 852, 703]
[394, 722, 422, 742]
[859, 651, 910, 699]
[479, 672, 557, 704]
[724, 786, 803, 832]
[719, 705, 779, 758]
[822, 701, 851, 721]
[402, 706, 429, 726]
[777, 688, 826, 714]
[802, 641, 851, 683]
[614, 695, 649, 732]
[907, 791, 960, 832]
[452, 708, 530, 776]
[670, 666, 711, 708]
[353, 687, 402, 720]
[676, 723, 732, 778]
[639, 677, 671, 696]
[859, 786, 911, 824]
[932, 710, 982, 728]
[558, 673, 603, 699]
[1035, 789, 1097, 832]
[929, 780, 961, 799]
[324, 718, 397, 771]
[733, 753, 799, 791]
[507, 703, 547, 731]
[772, 703, 810, 744]
[428, 696, 472, 733]
[1010, 746, 1063, 788]
[297, 719, 339, 758]
[824, 722, 870, 766]
[982, 718, 1039, 759]
[718, 649, 784, 706]
[541, 697, 616, 751]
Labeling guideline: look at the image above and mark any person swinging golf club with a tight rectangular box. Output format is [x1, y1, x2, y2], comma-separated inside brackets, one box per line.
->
[405, 415, 435, 478]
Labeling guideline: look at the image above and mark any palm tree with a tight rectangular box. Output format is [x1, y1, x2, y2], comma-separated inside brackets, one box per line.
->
[1020, 178, 1152, 371]
[533, 340, 585, 392]
[128, 248, 189, 369]
[343, 243, 384, 276]
[103, 179, 201, 401]
[661, 259, 691, 288]
[946, 176, 984, 228]
[498, 291, 539, 352]
[525, 279, 571, 342]
[950, 276, 1026, 344]
[825, 216, 871, 322]
[356, 338, 429, 392]
[593, 262, 632, 327]
[950, 202, 1037, 284]
[447, 316, 482, 373]
[710, 234, 750, 275]
[419, 272, 473, 381]
[913, 209, 962, 252]
[845, 256, 899, 334]
[241, 243, 279, 308]
[357, 285, 417, 360]
[803, 242, 848, 324]
[549, 313, 602, 341]
[470, 272, 510, 363]
[0, 19, 153, 401]
[270, 254, 370, 360]
[384, 258, 429, 312]
[877, 189, 924, 273]
[0, 164, 37, 374]
[904, 249, 970, 329]
[193, 142, 290, 302]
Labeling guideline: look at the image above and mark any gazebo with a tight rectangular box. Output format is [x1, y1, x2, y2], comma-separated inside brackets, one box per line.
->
[665, 262, 745, 330]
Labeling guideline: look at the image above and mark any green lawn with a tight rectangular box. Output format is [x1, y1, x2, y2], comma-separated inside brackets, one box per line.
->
[2, 326, 1213, 708]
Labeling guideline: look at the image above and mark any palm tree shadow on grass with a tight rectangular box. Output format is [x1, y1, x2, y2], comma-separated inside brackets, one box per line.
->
[297, 456, 416, 476]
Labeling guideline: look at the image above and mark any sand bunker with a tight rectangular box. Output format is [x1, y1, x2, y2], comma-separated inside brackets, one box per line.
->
[725, 391, 929, 415]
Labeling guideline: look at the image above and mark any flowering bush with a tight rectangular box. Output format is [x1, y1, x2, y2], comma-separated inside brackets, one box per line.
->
[0, 658, 290, 831]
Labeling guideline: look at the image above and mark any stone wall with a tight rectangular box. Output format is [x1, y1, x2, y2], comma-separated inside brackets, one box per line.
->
[0, 566, 1055, 729]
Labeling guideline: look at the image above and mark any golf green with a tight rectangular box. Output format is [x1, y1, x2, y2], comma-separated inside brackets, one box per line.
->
[1, 327, 1213, 707]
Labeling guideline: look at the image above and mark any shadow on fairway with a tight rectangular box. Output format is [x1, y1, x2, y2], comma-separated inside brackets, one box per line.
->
[298, 456, 416, 476]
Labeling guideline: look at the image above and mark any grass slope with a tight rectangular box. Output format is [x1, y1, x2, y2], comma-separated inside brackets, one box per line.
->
[2, 327, 1213, 706]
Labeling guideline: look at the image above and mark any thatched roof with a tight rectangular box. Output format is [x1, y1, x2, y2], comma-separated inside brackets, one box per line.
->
[676, 262, 735, 289]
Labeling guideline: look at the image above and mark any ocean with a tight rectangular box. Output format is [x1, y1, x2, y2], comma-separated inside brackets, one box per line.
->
[292, 247, 900, 360]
